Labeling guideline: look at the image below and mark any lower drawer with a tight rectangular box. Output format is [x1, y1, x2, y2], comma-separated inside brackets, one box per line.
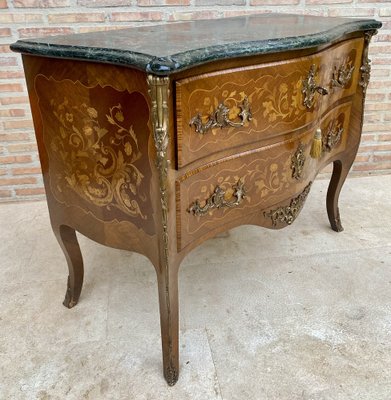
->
[175, 101, 352, 251]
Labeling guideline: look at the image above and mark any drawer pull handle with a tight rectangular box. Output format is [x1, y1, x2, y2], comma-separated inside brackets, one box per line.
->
[188, 179, 246, 216]
[302, 65, 328, 109]
[189, 97, 252, 135]
[330, 62, 355, 89]
[324, 120, 344, 152]
[291, 142, 306, 180]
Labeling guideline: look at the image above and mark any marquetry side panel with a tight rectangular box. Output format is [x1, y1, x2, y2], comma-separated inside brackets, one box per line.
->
[23, 56, 158, 260]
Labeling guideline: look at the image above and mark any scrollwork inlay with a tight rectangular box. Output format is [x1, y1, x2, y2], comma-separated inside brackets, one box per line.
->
[48, 95, 147, 219]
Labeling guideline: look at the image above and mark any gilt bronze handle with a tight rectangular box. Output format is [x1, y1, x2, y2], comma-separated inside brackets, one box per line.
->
[189, 97, 252, 135]
[330, 62, 355, 89]
[188, 179, 246, 216]
[302, 64, 329, 109]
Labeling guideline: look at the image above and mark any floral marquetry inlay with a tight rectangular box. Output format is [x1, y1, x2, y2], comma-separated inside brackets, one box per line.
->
[185, 70, 310, 143]
[35, 76, 154, 234]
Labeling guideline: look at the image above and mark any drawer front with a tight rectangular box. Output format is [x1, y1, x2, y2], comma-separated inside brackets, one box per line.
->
[175, 38, 363, 168]
[176, 102, 352, 251]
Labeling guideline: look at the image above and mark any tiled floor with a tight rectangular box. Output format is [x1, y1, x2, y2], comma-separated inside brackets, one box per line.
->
[0, 175, 390, 400]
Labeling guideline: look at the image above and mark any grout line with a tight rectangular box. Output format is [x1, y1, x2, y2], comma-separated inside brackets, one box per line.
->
[205, 327, 225, 400]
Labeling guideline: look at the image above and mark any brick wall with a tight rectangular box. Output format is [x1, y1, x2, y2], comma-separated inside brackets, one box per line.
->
[0, 0, 390, 202]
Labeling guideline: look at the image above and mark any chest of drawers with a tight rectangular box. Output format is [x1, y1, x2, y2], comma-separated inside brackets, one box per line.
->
[11, 13, 381, 385]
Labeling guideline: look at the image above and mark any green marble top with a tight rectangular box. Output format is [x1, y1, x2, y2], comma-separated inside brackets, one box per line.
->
[10, 13, 381, 75]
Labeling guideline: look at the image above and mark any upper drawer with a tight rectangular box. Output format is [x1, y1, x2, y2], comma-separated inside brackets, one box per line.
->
[175, 38, 363, 168]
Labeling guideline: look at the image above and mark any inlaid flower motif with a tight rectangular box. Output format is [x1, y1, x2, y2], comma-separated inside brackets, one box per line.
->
[115, 110, 124, 122]
[50, 96, 146, 219]
[124, 142, 132, 156]
[87, 107, 98, 119]
[83, 125, 94, 136]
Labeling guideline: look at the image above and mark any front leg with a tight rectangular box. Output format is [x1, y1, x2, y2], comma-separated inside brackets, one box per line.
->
[156, 262, 179, 386]
[52, 224, 84, 308]
[326, 159, 351, 232]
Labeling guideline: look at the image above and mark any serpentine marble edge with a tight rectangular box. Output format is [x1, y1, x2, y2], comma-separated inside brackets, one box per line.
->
[11, 14, 382, 75]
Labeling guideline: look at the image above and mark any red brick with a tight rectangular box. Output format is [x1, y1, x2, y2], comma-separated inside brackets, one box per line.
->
[363, 123, 390, 133]
[328, 8, 375, 17]
[78, 0, 129, 6]
[138, 0, 190, 5]
[378, 134, 391, 142]
[0, 28, 11, 37]
[14, 0, 70, 7]
[0, 45, 13, 53]
[374, 34, 391, 43]
[371, 59, 390, 69]
[169, 10, 219, 20]
[195, 0, 244, 5]
[0, 0, 7, 8]
[365, 93, 386, 102]
[306, 0, 352, 3]
[18, 27, 74, 38]
[15, 187, 45, 196]
[7, 143, 37, 153]
[0, 177, 37, 186]
[353, 162, 391, 171]
[12, 167, 41, 175]
[365, 103, 391, 112]
[110, 12, 163, 22]
[3, 120, 33, 129]
[354, 154, 371, 163]
[0, 57, 18, 66]
[48, 13, 105, 23]
[368, 81, 391, 89]
[0, 109, 25, 117]
[374, 153, 391, 162]
[0, 190, 12, 198]
[0, 133, 31, 141]
[77, 26, 123, 33]
[223, 10, 256, 17]
[361, 134, 376, 143]
[250, 0, 299, 4]
[0, 71, 25, 79]
[360, 143, 391, 152]
[363, 113, 382, 124]
[370, 68, 390, 78]
[0, 155, 32, 164]
[0, 96, 29, 105]
[0, 13, 43, 23]
[0, 83, 24, 93]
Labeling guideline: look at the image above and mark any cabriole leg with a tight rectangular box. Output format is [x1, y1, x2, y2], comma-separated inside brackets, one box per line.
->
[326, 159, 353, 232]
[52, 224, 84, 308]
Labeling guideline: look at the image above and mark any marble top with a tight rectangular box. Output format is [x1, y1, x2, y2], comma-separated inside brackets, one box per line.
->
[10, 13, 381, 75]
